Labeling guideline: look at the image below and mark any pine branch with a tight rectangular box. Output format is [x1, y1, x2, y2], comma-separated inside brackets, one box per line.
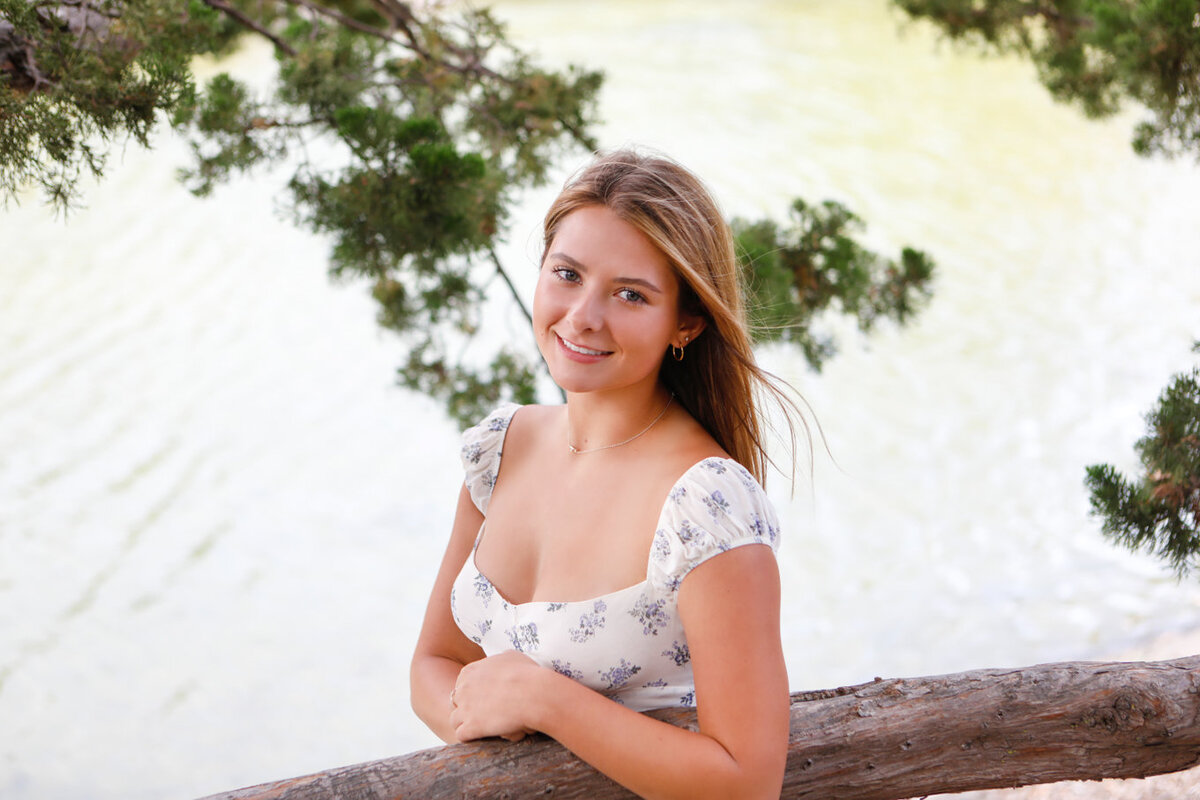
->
[283, 0, 392, 43]
[197, 0, 296, 57]
[487, 245, 532, 327]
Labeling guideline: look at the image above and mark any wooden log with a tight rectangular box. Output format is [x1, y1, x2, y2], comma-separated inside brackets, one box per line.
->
[199, 655, 1200, 800]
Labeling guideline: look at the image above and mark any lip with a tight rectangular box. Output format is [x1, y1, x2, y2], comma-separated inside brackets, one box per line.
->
[555, 333, 613, 363]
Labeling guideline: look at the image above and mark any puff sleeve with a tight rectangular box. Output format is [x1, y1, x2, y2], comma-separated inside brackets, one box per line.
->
[459, 403, 520, 514]
[648, 458, 781, 593]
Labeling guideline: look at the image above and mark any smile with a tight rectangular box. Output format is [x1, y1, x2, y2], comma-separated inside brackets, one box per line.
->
[557, 335, 612, 357]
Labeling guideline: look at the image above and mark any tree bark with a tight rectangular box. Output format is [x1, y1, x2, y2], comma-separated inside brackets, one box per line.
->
[199, 655, 1200, 800]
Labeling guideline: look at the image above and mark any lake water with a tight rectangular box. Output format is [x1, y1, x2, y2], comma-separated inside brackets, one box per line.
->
[2, 1, 1199, 797]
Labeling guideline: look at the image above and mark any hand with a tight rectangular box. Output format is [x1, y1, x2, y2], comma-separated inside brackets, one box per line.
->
[449, 650, 545, 742]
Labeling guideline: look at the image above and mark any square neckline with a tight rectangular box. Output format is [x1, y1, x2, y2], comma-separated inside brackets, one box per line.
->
[469, 405, 736, 608]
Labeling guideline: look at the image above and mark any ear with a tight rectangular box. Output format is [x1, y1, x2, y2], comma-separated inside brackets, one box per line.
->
[674, 313, 707, 349]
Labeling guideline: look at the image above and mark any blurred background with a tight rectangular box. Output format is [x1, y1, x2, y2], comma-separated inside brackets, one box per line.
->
[2, 1, 1199, 798]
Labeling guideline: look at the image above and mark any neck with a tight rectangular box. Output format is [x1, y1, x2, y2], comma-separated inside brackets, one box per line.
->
[564, 385, 673, 454]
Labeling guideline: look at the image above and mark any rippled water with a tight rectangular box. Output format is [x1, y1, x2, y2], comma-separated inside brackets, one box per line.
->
[3, 1, 1199, 797]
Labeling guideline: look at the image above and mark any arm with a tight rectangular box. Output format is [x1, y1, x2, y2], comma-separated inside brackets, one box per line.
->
[450, 544, 789, 800]
[409, 482, 487, 743]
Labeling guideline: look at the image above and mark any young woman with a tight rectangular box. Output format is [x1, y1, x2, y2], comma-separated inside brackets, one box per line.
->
[410, 149, 798, 799]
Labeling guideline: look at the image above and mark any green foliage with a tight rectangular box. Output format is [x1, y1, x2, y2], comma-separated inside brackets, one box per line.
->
[896, 1, 1200, 576]
[166, 0, 603, 426]
[400, 343, 540, 432]
[0, 0, 215, 209]
[2, 1, 935, 428]
[1086, 348, 1200, 575]
[893, 0, 1200, 158]
[1, 0, 603, 426]
[735, 199, 936, 368]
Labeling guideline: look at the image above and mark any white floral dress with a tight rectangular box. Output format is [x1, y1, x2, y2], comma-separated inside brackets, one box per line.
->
[451, 403, 782, 712]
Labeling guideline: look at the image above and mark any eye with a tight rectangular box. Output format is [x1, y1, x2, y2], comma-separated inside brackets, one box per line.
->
[617, 288, 647, 304]
[552, 266, 581, 283]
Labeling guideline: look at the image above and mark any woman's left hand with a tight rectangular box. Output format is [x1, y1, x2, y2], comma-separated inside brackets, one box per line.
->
[449, 650, 546, 742]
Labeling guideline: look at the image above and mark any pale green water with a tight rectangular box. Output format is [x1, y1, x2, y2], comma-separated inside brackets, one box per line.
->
[2, 2, 1199, 797]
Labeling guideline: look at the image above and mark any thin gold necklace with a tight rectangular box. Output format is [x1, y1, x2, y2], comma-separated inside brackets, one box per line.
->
[567, 394, 674, 454]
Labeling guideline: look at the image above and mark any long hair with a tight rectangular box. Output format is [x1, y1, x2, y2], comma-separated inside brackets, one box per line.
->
[541, 149, 804, 486]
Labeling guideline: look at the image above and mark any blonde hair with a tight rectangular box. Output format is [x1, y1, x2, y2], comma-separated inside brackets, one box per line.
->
[542, 149, 804, 486]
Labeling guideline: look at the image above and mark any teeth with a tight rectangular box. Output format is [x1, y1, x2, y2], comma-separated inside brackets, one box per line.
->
[561, 337, 608, 356]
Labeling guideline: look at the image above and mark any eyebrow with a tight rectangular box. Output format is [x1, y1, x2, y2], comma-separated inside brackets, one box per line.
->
[547, 252, 665, 294]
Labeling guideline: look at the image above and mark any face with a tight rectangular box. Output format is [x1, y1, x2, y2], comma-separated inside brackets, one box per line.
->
[533, 204, 702, 397]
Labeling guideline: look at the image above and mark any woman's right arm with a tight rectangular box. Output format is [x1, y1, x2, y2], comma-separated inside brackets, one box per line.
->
[409, 482, 487, 743]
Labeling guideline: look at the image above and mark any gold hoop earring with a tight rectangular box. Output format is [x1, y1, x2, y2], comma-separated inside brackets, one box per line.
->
[670, 334, 691, 362]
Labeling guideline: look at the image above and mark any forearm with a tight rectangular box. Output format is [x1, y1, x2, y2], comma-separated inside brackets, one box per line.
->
[410, 482, 486, 744]
[531, 670, 782, 800]
[410, 653, 464, 744]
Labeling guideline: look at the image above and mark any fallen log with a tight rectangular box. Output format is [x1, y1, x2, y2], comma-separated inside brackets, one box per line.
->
[200, 655, 1200, 800]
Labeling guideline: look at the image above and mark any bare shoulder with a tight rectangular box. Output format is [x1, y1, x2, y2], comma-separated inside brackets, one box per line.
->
[504, 404, 563, 457]
[661, 407, 728, 471]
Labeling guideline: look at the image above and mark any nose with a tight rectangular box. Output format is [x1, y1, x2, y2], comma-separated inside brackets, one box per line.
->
[564, 287, 605, 332]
